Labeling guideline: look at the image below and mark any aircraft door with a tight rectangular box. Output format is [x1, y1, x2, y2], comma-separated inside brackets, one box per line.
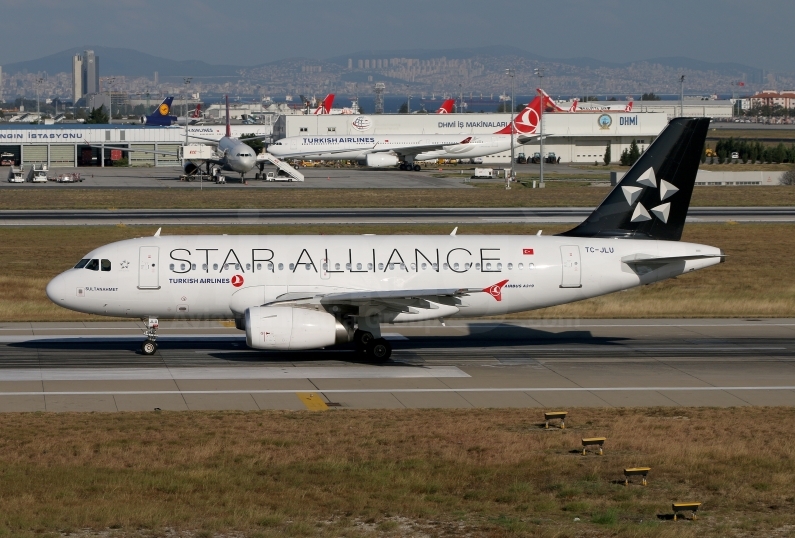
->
[138, 246, 160, 289]
[320, 257, 330, 280]
[559, 246, 582, 288]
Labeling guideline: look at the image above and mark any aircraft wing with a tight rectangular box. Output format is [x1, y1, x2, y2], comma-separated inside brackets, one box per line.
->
[263, 287, 485, 314]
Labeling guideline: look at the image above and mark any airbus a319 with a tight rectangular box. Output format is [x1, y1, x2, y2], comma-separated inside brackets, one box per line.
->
[47, 118, 722, 361]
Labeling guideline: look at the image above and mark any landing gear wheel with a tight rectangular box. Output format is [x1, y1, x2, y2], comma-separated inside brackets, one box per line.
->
[366, 338, 392, 362]
[354, 329, 374, 352]
[399, 163, 407, 171]
[413, 164, 421, 172]
[141, 340, 158, 355]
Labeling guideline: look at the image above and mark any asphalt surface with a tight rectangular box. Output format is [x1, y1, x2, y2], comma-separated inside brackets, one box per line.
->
[1, 319, 793, 412]
[1, 206, 793, 225]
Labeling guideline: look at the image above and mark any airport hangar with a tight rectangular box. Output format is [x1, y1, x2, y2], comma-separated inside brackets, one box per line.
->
[273, 111, 671, 164]
[0, 124, 270, 168]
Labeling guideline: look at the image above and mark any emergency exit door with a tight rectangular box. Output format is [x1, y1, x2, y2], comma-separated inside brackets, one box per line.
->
[560, 246, 582, 288]
[138, 246, 160, 289]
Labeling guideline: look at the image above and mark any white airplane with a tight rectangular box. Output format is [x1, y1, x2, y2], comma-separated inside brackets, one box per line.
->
[47, 118, 721, 361]
[176, 103, 205, 126]
[540, 88, 633, 113]
[267, 98, 545, 171]
[105, 96, 259, 180]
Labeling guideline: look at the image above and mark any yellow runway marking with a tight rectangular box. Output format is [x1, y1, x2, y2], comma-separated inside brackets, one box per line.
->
[296, 392, 329, 411]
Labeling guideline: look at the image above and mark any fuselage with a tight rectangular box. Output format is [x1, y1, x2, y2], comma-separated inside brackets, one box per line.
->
[217, 137, 257, 174]
[46, 234, 722, 321]
[267, 133, 516, 162]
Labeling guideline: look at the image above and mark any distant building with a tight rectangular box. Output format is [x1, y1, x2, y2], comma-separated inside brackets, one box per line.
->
[749, 90, 795, 109]
[82, 50, 99, 95]
[72, 50, 99, 102]
[71, 55, 82, 103]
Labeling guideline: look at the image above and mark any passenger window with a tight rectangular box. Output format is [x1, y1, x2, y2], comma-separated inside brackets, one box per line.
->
[454, 263, 460, 270]
[191, 264, 196, 271]
[235, 264, 241, 270]
[305, 264, 311, 270]
[246, 263, 251, 271]
[528, 263, 535, 270]
[400, 264, 406, 271]
[486, 263, 492, 270]
[346, 263, 351, 270]
[518, 263, 524, 270]
[213, 264, 218, 270]
[443, 263, 449, 270]
[497, 263, 502, 270]
[169, 264, 175, 271]
[256, 263, 262, 271]
[267, 262, 273, 271]
[367, 263, 373, 271]
[224, 264, 229, 271]
[465, 263, 471, 270]
[101, 259, 111, 271]
[422, 263, 427, 270]
[278, 263, 284, 270]
[322, 263, 328, 270]
[475, 263, 481, 270]
[411, 263, 416, 271]
[507, 263, 513, 270]
[202, 264, 208, 271]
[432, 263, 438, 271]
[356, 263, 362, 271]
[335, 263, 340, 270]
[74, 259, 90, 269]
[180, 263, 186, 271]
[378, 263, 384, 270]
[389, 263, 395, 270]
[85, 259, 99, 271]
[289, 263, 295, 271]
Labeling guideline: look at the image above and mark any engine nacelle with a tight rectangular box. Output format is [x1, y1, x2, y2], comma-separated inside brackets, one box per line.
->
[183, 161, 199, 174]
[245, 306, 351, 350]
[140, 116, 147, 125]
[365, 153, 399, 168]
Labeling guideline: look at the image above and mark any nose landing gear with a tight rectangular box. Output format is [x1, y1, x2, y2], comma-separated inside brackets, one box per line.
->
[141, 317, 159, 355]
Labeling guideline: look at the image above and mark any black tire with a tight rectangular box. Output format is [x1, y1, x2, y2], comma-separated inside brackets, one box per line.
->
[366, 338, 392, 362]
[141, 340, 158, 355]
[354, 329, 374, 351]
[399, 163, 407, 171]
[413, 164, 421, 172]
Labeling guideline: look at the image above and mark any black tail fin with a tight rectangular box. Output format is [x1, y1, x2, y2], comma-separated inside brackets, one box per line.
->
[560, 117, 709, 241]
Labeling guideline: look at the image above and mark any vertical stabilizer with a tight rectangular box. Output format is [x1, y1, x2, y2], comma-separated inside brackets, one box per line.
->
[225, 95, 231, 138]
[560, 118, 709, 241]
[494, 96, 543, 135]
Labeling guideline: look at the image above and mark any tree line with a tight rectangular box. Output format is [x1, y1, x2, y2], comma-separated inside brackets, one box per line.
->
[705, 137, 795, 164]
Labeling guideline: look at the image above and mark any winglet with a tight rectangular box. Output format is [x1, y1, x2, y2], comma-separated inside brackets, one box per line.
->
[154, 227, 161, 237]
[450, 227, 458, 236]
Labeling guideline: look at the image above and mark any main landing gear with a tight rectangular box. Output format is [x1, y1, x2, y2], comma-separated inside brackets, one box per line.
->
[354, 329, 392, 362]
[399, 163, 422, 172]
[141, 317, 159, 355]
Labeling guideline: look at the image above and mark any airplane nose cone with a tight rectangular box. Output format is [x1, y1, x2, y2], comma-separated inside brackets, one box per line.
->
[46, 273, 66, 304]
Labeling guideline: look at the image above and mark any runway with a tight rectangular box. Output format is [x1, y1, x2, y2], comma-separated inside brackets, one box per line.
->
[1, 319, 794, 411]
[2, 206, 794, 225]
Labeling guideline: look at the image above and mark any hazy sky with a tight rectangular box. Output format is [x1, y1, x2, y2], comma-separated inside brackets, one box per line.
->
[2, 0, 792, 72]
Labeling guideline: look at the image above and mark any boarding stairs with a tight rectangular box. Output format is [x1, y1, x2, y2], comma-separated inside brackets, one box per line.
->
[256, 152, 304, 182]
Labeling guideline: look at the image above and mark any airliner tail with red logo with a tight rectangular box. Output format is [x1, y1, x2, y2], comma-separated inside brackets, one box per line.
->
[313, 94, 335, 115]
[436, 99, 455, 114]
[494, 96, 543, 135]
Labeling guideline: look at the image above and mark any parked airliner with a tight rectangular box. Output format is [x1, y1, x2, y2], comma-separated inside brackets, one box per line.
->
[267, 98, 545, 170]
[47, 118, 721, 361]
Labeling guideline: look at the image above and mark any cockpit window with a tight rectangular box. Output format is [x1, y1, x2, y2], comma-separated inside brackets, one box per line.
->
[74, 259, 90, 269]
[101, 259, 111, 272]
[85, 259, 100, 271]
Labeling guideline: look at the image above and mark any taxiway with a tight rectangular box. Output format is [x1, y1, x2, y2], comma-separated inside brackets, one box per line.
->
[0, 318, 793, 412]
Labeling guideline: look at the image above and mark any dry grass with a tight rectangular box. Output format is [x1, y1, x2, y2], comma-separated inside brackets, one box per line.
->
[2, 223, 795, 322]
[1, 185, 795, 209]
[0, 408, 793, 537]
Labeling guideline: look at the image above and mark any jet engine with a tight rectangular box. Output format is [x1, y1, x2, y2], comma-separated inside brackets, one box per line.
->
[365, 154, 399, 168]
[140, 116, 148, 125]
[245, 306, 352, 350]
[183, 161, 200, 175]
